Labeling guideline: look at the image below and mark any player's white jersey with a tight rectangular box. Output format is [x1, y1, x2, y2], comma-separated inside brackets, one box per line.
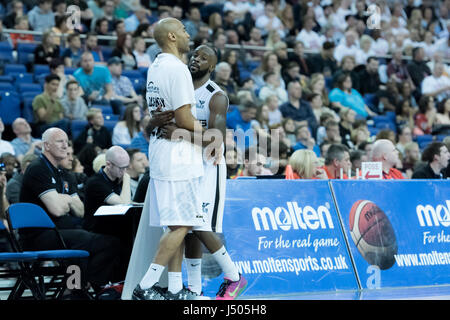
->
[146, 53, 203, 181]
[194, 79, 224, 129]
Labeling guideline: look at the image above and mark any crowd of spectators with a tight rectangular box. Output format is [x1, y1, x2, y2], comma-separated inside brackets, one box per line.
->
[0, 0, 448, 296]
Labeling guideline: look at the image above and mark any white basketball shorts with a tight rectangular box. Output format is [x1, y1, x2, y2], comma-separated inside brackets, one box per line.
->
[148, 177, 206, 228]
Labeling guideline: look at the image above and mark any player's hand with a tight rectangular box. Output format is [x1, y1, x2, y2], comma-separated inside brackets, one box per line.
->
[146, 111, 174, 135]
[160, 123, 180, 141]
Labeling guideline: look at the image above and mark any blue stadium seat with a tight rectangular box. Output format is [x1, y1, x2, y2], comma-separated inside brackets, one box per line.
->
[4, 64, 27, 75]
[131, 77, 145, 93]
[33, 64, 50, 76]
[416, 134, 433, 150]
[71, 119, 88, 140]
[92, 104, 113, 115]
[104, 120, 117, 134]
[368, 126, 380, 137]
[64, 67, 77, 75]
[17, 83, 42, 94]
[0, 41, 14, 63]
[104, 114, 119, 121]
[100, 46, 113, 61]
[22, 96, 35, 123]
[0, 82, 16, 92]
[0, 91, 21, 125]
[11, 72, 34, 86]
[16, 43, 38, 64]
[375, 120, 397, 132]
[138, 67, 148, 78]
[21, 91, 41, 100]
[0, 75, 14, 83]
[122, 69, 142, 79]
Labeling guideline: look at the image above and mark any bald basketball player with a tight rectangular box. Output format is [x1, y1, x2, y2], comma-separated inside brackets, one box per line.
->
[132, 18, 207, 300]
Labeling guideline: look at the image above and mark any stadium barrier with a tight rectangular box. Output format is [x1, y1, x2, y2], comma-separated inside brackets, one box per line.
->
[199, 179, 450, 298]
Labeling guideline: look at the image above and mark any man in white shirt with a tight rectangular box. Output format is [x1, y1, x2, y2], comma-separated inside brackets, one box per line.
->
[255, 2, 285, 38]
[130, 18, 206, 301]
[334, 30, 359, 63]
[421, 62, 450, 103]
[296, 16, 324, 50]
[0, 117, 15, 156]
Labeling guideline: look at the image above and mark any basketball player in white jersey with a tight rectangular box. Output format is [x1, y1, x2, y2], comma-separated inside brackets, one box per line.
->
[131, 18, 207, 300]
[161, 45, 247, 300]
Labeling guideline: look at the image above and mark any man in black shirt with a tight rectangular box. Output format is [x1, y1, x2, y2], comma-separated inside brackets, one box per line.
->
[412, 142, 450, 179]
[73, 107, 112, 154]
[20, 128, 121, 293]
[83, 145, 132, 279]
[407, 47, 431, 93]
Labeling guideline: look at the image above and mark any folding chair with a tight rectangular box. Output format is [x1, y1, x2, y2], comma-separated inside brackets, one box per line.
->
[6, 203, 90, 300]
[0, 222, 43, 300]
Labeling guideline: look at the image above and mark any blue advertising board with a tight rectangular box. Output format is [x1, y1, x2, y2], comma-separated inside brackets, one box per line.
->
[201, 179, 358, 298]
[331, 180, 450, 289]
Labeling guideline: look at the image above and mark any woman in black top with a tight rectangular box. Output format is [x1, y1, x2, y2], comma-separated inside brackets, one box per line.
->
[33, 30, 60, 65]
[111, 32, 137, 70]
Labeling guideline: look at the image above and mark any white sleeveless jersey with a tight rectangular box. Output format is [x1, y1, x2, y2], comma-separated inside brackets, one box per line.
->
[194, 79, 225, 129]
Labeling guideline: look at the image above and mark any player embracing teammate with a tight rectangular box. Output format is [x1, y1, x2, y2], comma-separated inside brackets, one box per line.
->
[130, 18, 246, 300]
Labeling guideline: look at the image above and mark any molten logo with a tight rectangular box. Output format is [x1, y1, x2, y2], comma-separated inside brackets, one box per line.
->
[251, 202, 334, 231]
[416, 200, 450, 227]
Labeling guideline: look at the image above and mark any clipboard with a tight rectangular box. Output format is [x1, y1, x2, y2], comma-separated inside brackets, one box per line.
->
[94, 203, 144, 216]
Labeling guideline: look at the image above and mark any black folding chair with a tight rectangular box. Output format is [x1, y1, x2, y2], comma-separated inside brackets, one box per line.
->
[0, 221, 43, 300]
[6, 203, 90, 299]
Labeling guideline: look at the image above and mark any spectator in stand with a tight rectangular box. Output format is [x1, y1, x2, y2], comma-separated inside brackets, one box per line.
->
[407, 47, 431, 93]
[61, 80, 89, 120]
[412, 142, 450, 179]
[292, 124, 320, 157]
[208, 12, 223, 35]
[251, 51, 283, 90]
[74, 52, 123, 114]
[107, 56, 143, 107]
[333, 30, 359, 64]
[371, 139, 404, 179]
[306, 73, 331, 108]
[285, 149, 327, 180]
[255, 2, 285, 38]
[322, 144, 352, 179]
[125, 148, 148, 200]
[51, 15, 74, 46]
[396, 99, 416, 130]
[323, 119, 343, 146]
[183, 7, 205, 39]
[112, 104, 141, 146]
[398, 81, 418, 109]
[414, 95, 437, 136]
[226, 101, 258, 152]
[132, 36, 151, 68]
[258, 72, 288, 104]
[296, 16, 324, 51]
[129, 115, 150, 156]
[355, 35, 375, 66]
[73, 107, 112, 155]
[113, 19, 126, 38]
[91, 0, 116, 33]
[28, 0, 55, 32]
[402, 141, 421, 178]
[421, 62, 450, 103]
[0, 118, 15, 156]
[282, 61, 301, 86]
[62, 33, 83, 68]
[329, 73, 377, 118]
[4, 0, 25, 29]
[264, 95, 282, 127]
[222, 49, 241, 85]
[214, 61, 239, 105]
[50, 58, 79, 99]
[308, 41, 338, 77]
[351, 126, 371, 151]
[112, 32, 137, 70]
[124, 6, 149, 33]
[212, 32, 227, 62]
[94, 17, 112, 46]
[236, 147, 271, 178]
[436, 98, 450, 125]
[5, 153, 37, 204]
[339, 108, 356, 149]
[357, 56, 382, 111]
[10, 16, 34, 48]
[84, 33, 105, 64]
[332, 55, 360, 91]
[242, 27, 265, 61]
[280, 81, 318, 136]
[32, 74, 70, 136]
[387, 48, 415, 89]
[396, 125, 414, 157]
[288, 41, 312, 77]
[11, 117, 42, 162]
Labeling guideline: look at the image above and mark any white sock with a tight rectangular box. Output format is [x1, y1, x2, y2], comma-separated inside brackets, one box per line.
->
[186, 258, 202, 294]
[212, 246, 240, 281]
[139, 263, 164, 289]
[168, 272, 183, 294]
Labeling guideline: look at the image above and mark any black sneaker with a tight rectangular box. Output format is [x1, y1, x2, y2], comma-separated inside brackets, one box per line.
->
[131, 283, 166, 300]
[164, 286, 210, 300]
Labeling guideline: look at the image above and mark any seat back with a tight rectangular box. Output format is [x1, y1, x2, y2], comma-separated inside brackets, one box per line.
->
[7, 203, 56, 230]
